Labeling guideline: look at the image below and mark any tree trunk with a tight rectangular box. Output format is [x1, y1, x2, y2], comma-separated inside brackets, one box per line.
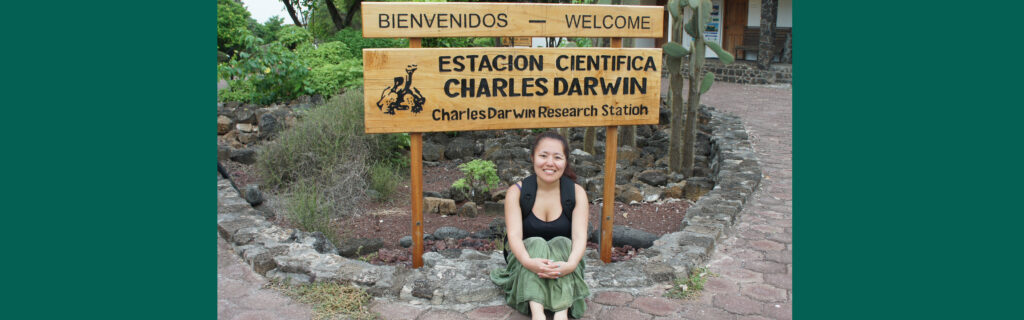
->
[558, 128, 570, 140]
[682, 6, 707, 177]
[342, 0, 361, 29]
[757, 0, 778, 70]
[282, 0, 303, 27]
[325, 0, 346, 31]
[584, 127, 596, 155]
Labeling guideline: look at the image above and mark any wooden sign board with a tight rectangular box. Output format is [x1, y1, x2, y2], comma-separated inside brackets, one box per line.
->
[362, 2, 663, 38]
[363, 47, 662, 134]
[513, 37, 532, 47]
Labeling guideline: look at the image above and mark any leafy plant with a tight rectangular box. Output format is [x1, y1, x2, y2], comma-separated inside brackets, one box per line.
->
[306, 58, 364, 97]
[664, 266, 715, 299]
[471, 37, 496, 47]
[424, 37, 502, 48]
[250, 15, 285, 43]
[331, 29, 407, 58]
[277, 25, 314, 49]
[569, 37, 594, 48]
[217, 0, 253, 54]
[357, 252, 379, 263]
[297, 41, 354, 68]
[452, 159, 500, 201]
[217, 35, 310, 104]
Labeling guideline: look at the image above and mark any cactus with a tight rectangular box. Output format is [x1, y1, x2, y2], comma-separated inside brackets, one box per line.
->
[663, 0, 735, 176]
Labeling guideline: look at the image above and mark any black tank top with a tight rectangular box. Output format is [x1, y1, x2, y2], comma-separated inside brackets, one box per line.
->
[520, 177, 574, 241]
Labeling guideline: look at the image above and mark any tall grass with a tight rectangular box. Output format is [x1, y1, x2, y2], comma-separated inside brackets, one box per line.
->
[369, 162, 400, 202]
[285, 180, 337, 246]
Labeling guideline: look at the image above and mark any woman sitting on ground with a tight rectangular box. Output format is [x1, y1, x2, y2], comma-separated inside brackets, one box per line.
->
[491, 131, 590, 320]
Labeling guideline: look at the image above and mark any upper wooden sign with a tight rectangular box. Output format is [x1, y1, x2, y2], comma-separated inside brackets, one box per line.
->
[361, 2, 664, 38]
[363, 47, 661, 133]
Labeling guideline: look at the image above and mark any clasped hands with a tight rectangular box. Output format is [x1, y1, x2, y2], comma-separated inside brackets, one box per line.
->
[526, 258, 574, 279]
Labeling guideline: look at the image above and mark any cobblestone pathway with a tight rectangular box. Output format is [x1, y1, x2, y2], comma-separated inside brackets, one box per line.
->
[217, 80, 792, 319]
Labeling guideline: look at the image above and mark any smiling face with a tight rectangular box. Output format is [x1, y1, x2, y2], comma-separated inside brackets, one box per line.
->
[532, 137, 567, 184]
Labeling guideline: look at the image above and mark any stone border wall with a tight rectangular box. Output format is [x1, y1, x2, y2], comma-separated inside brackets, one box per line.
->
[663, 58, 792, 85]
[216, 106, 761, 310]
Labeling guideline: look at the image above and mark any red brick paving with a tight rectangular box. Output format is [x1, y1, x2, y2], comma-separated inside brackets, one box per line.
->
[740, 283, 789, 303]
[593, 290, 635, 306]
[370, 302, 428, 320]
[630, 296, 684, 316]
[713, 294, 765, 315]
[466, 305, 514, 319]
[599, 306, 654, 320]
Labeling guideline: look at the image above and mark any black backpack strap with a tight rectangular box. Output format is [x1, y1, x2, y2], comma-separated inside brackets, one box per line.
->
[505, 175, 538, 263]
[519, 175, 538, 218]
[560, 176, 576, 222]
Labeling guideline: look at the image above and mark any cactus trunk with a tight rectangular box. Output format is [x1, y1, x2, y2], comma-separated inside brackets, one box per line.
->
[682, 6, 706, 177]
[668, 13, 685, 173]
[584, 127, 596, 155]
[619, 126, 636, 148]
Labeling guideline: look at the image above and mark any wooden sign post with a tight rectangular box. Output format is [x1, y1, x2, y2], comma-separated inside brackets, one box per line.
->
[362, 2, 663, 267]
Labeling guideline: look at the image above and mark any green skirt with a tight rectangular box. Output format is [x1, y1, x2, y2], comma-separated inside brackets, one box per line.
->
[490, 236, 590, 318]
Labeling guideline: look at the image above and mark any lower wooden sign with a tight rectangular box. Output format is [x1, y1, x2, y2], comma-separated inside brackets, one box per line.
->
[363, 47, 662, 133]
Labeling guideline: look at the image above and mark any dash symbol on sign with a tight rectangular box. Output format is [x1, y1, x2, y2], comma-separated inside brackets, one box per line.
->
[529, 20, 546, 23]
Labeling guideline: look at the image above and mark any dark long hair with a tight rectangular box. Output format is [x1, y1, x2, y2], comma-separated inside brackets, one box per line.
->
[530, 131, 577, 182]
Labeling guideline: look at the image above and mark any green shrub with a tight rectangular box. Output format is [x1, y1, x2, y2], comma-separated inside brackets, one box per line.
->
[369, 162, 400, 202]
[374, 133, 410, 169]
[277, 25, 313, 49]
[217, 0, 253, 53]
[452, 159, 500, 200]
[570, 37, 594, 48]
[297, 41, 353, 68]
[251, 15, 285, 43]
[306, 58, 363, 97]
[331, 29, 407, 58]
[217, 79, 255, 102]
[217, 35, 310, 104]
[423, 37, 474, 48]
[424, 37, 499, 48]
[293, 41, 364, 97]
[471, 37, 496, 47]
